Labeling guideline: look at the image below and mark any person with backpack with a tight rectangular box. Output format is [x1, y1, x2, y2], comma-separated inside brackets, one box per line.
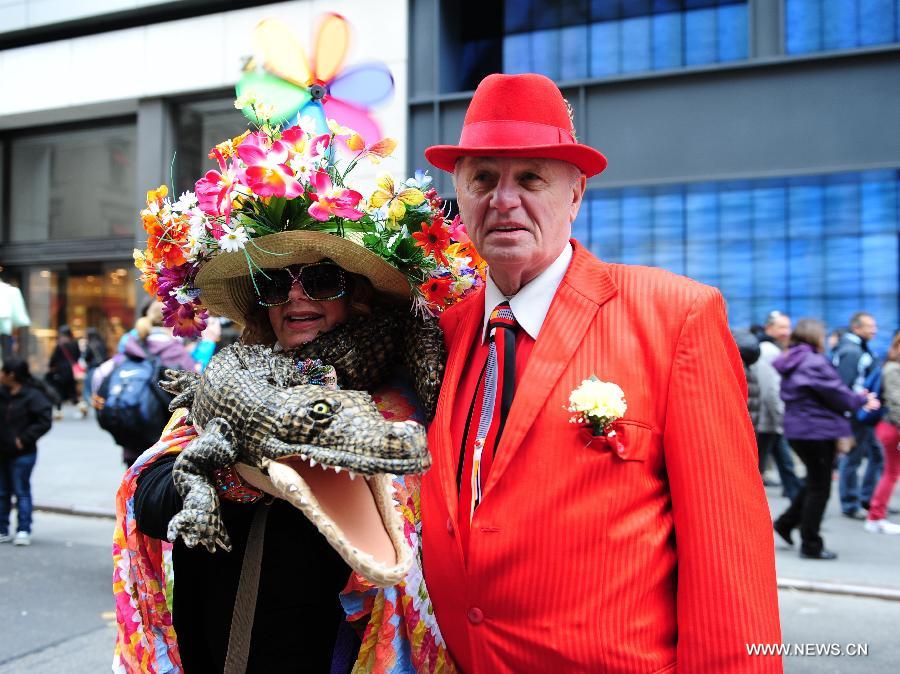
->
[94, 303, 197, 466]
[0, 357, 53, 546]
[865, 330, 900, 534]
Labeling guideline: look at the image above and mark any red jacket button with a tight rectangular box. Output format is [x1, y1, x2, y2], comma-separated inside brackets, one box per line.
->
[467, 607, 484, 624]
[446, 517, 454, 536]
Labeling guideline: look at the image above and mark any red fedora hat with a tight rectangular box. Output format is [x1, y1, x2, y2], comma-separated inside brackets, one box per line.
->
[425, 73, 607, 177]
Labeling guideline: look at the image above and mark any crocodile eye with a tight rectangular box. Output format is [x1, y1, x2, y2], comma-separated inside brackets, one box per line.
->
[310, 401, 332, 420]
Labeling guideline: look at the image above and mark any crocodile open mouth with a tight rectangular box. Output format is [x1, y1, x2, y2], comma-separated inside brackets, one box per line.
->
[260, 457, 413, 587]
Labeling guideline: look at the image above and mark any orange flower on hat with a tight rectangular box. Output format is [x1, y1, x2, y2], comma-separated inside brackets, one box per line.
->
[419, 276, 454, 306]
[412, 216, 451, 265]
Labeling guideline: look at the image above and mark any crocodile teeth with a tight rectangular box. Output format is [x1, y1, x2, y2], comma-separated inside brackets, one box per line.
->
[299, 454, 308, 461]
[309, 459, 317, 468]
[334, 466, 342, 474]
[348, 471, 357, 480]
[287, 484, 299, 493]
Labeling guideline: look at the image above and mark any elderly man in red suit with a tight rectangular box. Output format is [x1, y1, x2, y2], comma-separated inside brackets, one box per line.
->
[419, 73, 782, 673]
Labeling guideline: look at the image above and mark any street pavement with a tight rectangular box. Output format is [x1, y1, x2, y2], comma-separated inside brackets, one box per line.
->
[1, 408, 899, 672]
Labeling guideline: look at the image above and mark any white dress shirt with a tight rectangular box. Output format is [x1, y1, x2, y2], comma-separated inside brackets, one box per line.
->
[481, 243, 573, 342]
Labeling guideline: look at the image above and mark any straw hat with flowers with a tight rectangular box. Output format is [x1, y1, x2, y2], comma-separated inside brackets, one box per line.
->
[135, 97, 486, 337]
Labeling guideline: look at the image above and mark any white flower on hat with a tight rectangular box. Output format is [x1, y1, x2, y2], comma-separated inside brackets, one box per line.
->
[218, 224, 249, 253]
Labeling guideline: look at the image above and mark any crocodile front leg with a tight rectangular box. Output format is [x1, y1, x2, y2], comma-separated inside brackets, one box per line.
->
[167, 417, 238, 552]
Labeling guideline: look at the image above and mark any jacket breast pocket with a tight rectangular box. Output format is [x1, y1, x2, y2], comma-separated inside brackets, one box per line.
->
[580, 418, 654, 462]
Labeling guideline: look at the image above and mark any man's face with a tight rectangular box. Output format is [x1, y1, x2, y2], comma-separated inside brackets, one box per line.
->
[454, 157, 585, 287]
[765, 316, 791, 347]
[854, 315, 877, 341]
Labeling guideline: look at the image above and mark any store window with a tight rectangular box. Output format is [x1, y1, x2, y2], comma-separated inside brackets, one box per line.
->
[785, 0, 900, 54]
[448, 0, 748, 92]
[9, 124, 136, 243]
[577, 169, 899, 354]
[22, 263, 136, 375]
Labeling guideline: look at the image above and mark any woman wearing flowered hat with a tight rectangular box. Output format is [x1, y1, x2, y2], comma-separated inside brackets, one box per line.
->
[113, 106, 479, 673]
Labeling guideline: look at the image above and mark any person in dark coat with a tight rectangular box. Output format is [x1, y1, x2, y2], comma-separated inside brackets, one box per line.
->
[47, 324, 81, 418]
[0, 357, 53, 545]
[733, 328, 761, 427]
[772, 319, 880, 560]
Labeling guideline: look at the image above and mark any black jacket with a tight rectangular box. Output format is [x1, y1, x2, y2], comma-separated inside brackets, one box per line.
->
[0, 383, 53, 455]
[134, 454, 357, 673]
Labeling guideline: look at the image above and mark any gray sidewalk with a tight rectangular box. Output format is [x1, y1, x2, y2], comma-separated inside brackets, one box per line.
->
[31, 407, 900, 596]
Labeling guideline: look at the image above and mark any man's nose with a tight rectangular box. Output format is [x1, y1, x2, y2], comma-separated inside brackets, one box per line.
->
[489, 177, 521, 212]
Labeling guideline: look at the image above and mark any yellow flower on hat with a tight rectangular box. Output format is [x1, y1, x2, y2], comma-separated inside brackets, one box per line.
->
[369, 173, 425, 229]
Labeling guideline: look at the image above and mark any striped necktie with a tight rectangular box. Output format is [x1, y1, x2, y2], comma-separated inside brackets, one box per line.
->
[459, 301, 519, 522]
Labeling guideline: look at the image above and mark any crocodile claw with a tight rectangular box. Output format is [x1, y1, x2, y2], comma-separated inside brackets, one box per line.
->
[167, 508, 232, 553]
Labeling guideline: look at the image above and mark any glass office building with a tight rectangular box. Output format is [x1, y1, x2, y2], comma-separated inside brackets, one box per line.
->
[411, 0, 900, 354]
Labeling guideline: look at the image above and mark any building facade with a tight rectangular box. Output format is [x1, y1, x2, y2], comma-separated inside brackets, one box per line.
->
[410, 0, 900, 354]
[0, 0, 409, 371]
[1, 0, 898, 371]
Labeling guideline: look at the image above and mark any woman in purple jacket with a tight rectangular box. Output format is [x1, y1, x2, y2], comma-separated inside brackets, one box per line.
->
[772, 319, 881, 559]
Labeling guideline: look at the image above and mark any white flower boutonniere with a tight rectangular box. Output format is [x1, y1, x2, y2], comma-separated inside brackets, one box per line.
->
[567, 376, 627, 437]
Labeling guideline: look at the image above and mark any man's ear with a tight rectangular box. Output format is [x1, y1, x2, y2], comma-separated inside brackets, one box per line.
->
[569, 173, 587, 220]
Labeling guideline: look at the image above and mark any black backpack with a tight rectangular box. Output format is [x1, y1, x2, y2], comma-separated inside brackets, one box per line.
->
[96, 355, 174, 450]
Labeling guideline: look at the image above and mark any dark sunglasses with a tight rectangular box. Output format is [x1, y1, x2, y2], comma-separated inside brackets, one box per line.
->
[253, 262, 348, 306]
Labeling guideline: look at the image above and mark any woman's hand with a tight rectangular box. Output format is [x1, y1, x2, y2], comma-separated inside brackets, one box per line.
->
[15, 437, 23, 450]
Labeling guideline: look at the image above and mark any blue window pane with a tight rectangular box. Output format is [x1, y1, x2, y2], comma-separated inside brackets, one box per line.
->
[719, 240, 753, 298]
[753, 238, 788, 298]
[823, 0, 859, 50]
[788, 179, 824, 237]
[503, 33, 532, 73]
[686, 183, 718, 240]
[860, 171, 898, 234]
[718, 3, 748, 62]
[589, 195, 622, 261]
[718, 183, 752, 241]
[591, 0, 621, 21]
[824, 235, 862, 297]
[685, 184, 719, 284]
[825, 296, 862, 334]
[653, 190, 685, 274]
[789, 296, 825, 321]
[622, 15, 652, 72]
[788, 237, 824, 296]
[785, 0, 822, 54]
[530, 29, 562, 79]
[861, 233, 899, 294]
[621, 189, 654, 265]
[589, 21, 622, 76]
[652, 10, 683, 69]
[726, 297, 753, 329]
[859, 0, 895, 46]
[753, 185, 787, 238]
[560, 25, 589, 80]
[573, 203, 591, 247]
[505, 0, 533, 32]
[823, 177, 859, 235]
[685, 7, 717, 65]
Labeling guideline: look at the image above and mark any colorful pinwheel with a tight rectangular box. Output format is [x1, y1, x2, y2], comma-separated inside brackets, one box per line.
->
[236, 14, 394, 146]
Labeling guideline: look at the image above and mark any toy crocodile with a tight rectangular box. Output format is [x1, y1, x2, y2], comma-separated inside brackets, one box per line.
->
[159, 309, 445, 585]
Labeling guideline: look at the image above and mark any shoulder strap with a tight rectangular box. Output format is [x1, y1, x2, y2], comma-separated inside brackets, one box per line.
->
[224, 499, 271, 674]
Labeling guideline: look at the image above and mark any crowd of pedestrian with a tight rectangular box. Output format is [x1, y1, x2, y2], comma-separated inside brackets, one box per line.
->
[740, 310, 900, 560]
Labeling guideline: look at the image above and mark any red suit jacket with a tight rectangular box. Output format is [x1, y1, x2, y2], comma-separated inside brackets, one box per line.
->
[421, 241, 782, 673]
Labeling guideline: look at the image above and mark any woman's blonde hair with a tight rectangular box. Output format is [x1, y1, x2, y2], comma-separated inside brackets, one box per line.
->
[240, 271, 376, 347]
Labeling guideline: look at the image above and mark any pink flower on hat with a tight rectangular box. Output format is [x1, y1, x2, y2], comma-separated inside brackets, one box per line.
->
[238, 132, 303, 199]
[307, 169, 364, 222]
